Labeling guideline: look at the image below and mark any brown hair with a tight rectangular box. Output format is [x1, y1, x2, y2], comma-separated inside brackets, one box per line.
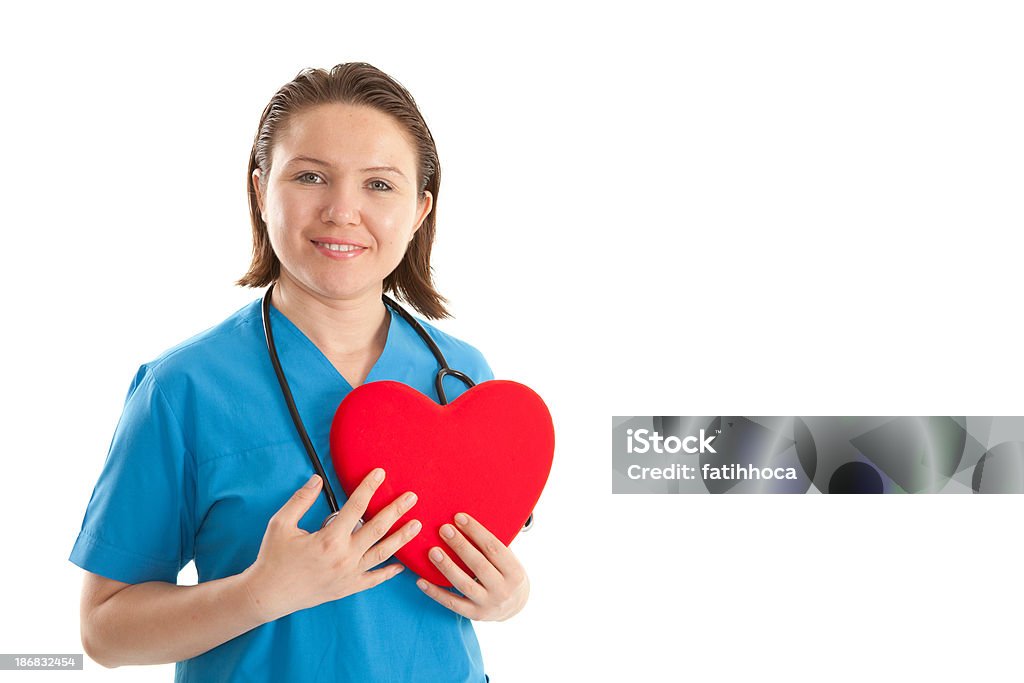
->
[238, 62, 449, 319]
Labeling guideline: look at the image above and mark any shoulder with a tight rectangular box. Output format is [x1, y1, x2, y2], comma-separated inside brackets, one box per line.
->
[409, 317, 494, 383]
[128, 298, 265, 398]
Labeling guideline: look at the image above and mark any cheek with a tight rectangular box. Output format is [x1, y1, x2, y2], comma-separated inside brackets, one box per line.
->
[376, 205, 421, 242]
[266, 194, 311, 238]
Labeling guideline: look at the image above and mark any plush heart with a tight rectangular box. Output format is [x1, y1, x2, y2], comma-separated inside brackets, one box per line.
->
[330, 379, 554, 587]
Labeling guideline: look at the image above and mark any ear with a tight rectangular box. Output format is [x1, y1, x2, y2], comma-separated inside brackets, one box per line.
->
[412, 190, 433, 236]
[252, 168, 267, 220]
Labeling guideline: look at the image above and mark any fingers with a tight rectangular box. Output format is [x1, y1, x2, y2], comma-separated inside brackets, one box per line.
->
[426, 546, 487, 600]
[269, 474, 323, 530]
[419, 519, 531, 622]
[359, 562, 407, 592]
[351, 489, 419, 551]
[332, 468, 387, 533]
[357, 519, 422, 572]
[448, 513, 521, 579]
[434, 522, 502, 588]
[415, 578, 478, 619]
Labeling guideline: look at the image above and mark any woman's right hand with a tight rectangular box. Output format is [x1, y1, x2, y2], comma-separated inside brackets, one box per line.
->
[241, 469, 420, 622]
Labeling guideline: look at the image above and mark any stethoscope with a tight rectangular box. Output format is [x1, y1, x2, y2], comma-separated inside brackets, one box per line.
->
[261, 284, 533, 532]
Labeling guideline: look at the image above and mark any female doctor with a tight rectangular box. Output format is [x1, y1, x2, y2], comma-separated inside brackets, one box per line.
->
[71, 63, 528, 682]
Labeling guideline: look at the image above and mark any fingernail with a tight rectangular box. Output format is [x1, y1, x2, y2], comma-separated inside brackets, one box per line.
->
[393, 564, 404, 574]
[454, 513, 469, 525]
[373, 469, 385, 482]
[305, 474, 321, 489]
[416, 579, 428, 590]
[430, 548, 443, 562]
[403, 492, 417, 506]
[410, 520, 422, 533]
[440, 524, 455, 539]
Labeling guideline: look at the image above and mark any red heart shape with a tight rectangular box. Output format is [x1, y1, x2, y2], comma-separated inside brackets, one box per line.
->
[330, 380, 554, 587]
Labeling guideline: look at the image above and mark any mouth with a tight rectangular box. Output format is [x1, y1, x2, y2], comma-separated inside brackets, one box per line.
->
[311, 240, 368, 254]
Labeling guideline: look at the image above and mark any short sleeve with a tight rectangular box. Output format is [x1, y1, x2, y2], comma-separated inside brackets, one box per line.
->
[69, 366, 197, 584]
[468, 346, 494, 383]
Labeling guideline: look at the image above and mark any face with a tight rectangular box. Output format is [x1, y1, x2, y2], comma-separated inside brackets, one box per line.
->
[252, 103, 432, 305]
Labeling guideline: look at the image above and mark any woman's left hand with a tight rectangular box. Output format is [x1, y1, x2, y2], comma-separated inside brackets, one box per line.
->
[415, 512, 529, 621]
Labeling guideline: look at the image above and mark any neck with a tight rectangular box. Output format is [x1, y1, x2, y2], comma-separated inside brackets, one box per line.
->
[270, 274, 389, 365]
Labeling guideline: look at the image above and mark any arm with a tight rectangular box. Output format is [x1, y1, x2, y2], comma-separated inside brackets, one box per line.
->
[80, 570, 264, 667]
[80, 471, 421, 668]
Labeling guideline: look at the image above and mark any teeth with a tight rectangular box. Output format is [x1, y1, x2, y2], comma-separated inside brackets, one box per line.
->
[317, 242, 363, 252]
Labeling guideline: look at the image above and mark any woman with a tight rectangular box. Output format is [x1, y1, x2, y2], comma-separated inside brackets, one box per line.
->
[71, 63, 528, 682]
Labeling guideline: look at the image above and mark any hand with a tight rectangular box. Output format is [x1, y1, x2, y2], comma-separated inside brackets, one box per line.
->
[241, 470, 420, 622]
[415, 513, 529, 621]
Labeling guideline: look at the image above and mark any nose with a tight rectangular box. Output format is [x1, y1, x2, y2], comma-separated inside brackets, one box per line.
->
[321, 182, 360, 225]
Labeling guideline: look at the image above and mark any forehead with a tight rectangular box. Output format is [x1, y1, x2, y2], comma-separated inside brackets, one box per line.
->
[272, 103, 417, 169]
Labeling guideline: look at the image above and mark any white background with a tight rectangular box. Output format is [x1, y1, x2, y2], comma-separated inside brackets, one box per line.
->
[2, 1, 1022, 680]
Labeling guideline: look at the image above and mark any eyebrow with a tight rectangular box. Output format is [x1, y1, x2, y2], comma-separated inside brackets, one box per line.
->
[283, 155, 331, 167]
[361, 165, 408, 179]
[283, 156, 408, 179]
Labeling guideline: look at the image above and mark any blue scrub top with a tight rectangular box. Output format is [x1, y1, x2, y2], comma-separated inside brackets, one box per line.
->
[70, 298, 493, 682]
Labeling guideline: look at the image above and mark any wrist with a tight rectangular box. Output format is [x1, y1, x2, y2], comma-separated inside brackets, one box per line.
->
[238, 563, 287, 625]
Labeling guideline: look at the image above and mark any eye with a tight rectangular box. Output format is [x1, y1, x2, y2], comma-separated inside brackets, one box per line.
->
[296, 172, 324, 184]
[368, 179, 393, 192]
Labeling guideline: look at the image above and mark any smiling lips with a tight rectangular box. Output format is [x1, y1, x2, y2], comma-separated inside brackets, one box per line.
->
[312, 239, 367, 259]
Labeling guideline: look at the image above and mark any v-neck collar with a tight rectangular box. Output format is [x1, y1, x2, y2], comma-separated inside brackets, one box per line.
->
[268, 302, 401, 393]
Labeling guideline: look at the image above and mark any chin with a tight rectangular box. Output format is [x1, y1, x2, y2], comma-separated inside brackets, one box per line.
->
[311, 281, 384, 303]
[282, 264, 389, 303]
